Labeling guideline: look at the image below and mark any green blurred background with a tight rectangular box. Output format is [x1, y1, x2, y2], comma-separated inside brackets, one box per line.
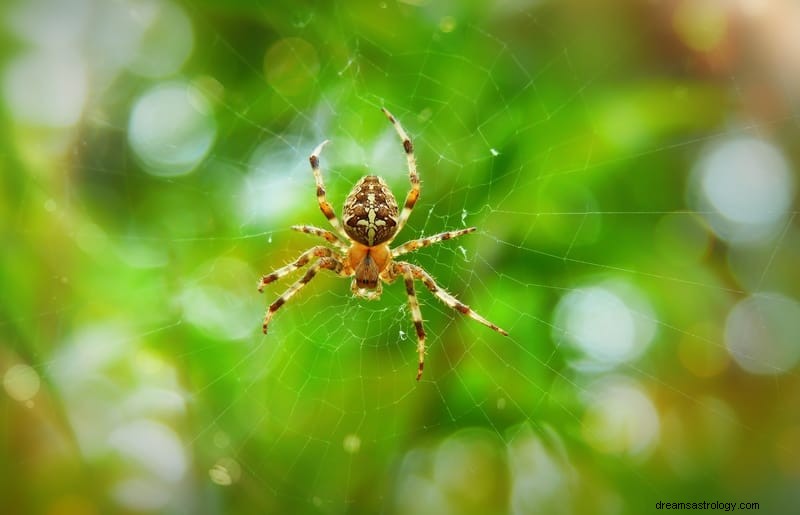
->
[2, 0, 799, 513]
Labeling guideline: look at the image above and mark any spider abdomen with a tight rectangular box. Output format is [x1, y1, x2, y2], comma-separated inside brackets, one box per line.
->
[342, 175, 399, 246]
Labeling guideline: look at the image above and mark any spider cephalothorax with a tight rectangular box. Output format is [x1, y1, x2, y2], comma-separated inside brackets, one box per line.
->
[258, 108, 508, 380]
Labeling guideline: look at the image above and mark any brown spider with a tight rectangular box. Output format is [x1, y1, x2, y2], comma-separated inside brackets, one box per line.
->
[258, 108, 508, 380]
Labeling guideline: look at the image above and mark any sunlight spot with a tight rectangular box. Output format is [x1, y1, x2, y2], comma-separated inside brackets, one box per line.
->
[439, 16, 457, 33]
[507, 424, 575, 515]
[74, 222, 110, 258]
[123, 385, 186, 418]
[3, 364, 41, 402]
[4, 0, 89, 48]
[264, 37, 319, 96]
[553, 281, 655, 370]
[128, 1, 194, 78]
[343, 434, 362, 454]
[582, 377, 660, 457]
[209, 457, 242, 486]
[661, 396, 737, 478]
[111, 477, 171, 511]
[117, 239, 169, 269]
[673, 0, 728, 52]
[690, 136, 794, 244]
[739, 0, 769, 18]
[3, 50, 88, 128]
[239, 140, 311, 224]
[108, 420, 187, 482]
[725, 293, 800, 375]
[432, 429, 506, 508]
[490, 148, 500, 156]
[128, 81, 217, 177]
[214, 431, 231, 449]
[179, 257, 257, 340]
[193, 75, 225, 104]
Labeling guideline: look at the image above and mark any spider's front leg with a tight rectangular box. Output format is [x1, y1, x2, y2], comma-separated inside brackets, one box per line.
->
[261, 256, 345, 334]
[309, 141, 350, 241]
[291, 224, 348, 252]
[381, 108, 420, 242]
[258, 245, 333, 293]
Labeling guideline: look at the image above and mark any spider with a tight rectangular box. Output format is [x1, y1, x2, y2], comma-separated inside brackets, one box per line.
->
[258, 108, 508, 380]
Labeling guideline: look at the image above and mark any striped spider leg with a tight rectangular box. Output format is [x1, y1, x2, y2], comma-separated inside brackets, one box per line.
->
[386, 261, 508, 380]
[259, 250, 345, 334]
[291, 224, 348, 252]
[391, 227, 477, 259]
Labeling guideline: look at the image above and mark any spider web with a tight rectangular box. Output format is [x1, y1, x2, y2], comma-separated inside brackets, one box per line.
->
[3, 0, 800, 513]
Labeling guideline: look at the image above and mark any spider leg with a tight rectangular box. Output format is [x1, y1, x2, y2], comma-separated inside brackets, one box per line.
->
[291, 224, 348, 252]
[398, 268, 427, 381]
[258, 245, 334, 293]
[310, 140, 350, 240]
[262, 256, 344, 334]
[381, 108, 420, 241]
[393, 262, 509, 336]
[391, 227, 476, 258]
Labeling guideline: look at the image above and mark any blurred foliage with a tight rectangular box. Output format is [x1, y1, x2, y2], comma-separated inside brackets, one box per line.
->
[2, 0, 799, 514]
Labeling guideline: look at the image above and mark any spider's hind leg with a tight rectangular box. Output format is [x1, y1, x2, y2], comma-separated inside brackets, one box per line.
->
[394, 261, 508, 336]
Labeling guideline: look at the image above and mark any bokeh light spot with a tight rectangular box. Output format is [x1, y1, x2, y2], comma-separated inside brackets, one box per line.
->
[111, 477, 171, 512]
[432, 429, 506, 508]
[238, 139, 312, 224]
[109, 419, 187, 483]
[553, 282, 655, 369]
[507, 424, 574, 515]
[343, 434, 362, 454]
[5, 0, 89, 49]
[582, 377, 660, 457]
[179, 258, 258, 340]
[128, 1, 194, 78]
[691, 136, 795, 244]
[128, 81, 217, 177]
[673, 0, 728, 52]
[3, 50, 88, 128]
[263, 37, 319, 96]
[725, 293, 800, 375]
[209, 457, 242, 486]
[439, 16, 457, 33]
[3, 363, 41, 402]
